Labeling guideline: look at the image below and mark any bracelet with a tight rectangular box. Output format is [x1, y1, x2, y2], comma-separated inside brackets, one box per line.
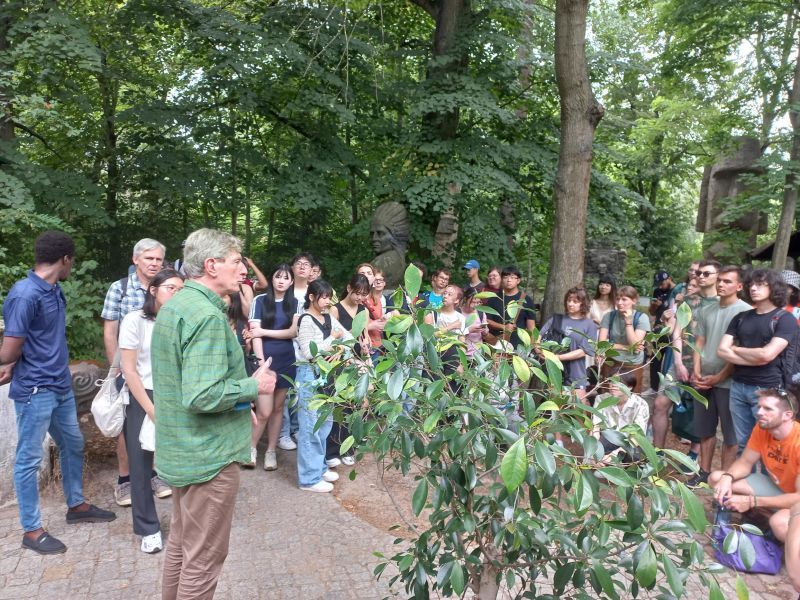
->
[624, 321, 633, 326]
[720, 472, 734, 481]
[753, 495, 758, 509]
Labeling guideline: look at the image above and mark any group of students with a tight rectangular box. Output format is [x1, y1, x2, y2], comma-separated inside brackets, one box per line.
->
[102, 239, 800, 579]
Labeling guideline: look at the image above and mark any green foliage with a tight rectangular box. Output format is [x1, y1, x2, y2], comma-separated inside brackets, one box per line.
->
[315, 265, 720, 599]
[60, 261, 107, 360]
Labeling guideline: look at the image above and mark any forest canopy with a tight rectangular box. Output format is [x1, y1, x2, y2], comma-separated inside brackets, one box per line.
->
[1, 0, 798, 334]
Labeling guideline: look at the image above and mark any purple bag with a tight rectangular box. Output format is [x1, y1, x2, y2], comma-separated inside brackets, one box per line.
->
[712, 510, 783, 575]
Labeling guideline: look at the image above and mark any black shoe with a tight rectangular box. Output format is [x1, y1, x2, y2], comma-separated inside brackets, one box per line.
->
[66, 503, 117, 524]
[22, 531, 66, 555]
[687, 469, 709, 487]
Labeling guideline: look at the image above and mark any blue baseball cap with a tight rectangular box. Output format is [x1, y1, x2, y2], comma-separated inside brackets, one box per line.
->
[463, 259, 480, 270]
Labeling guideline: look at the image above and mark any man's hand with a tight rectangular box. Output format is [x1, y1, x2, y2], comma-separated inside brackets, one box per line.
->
[714, 474, 733, 506]
[331, 328, 344, 340]
[0, 362, 14, 386]
[724, 494, 753, 513]
[252, 358, 277, 395]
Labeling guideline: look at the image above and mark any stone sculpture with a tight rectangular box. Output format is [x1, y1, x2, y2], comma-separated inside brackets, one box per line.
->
[370, 201, 409, 289]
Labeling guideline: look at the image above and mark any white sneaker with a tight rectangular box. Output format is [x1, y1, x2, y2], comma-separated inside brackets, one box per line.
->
[263, 450, 277, 471]
[278, 436, 297, 451]
[326, 457, 341, 468]
[242, 447, 257, 469]
[341, 455, 355, 466]
[141, 532, 163, 554]
[322, 469, 339, 483]
[300, 480, 334, 493]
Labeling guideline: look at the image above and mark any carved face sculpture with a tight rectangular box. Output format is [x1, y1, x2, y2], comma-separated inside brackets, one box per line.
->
[371, 224, 395, 255]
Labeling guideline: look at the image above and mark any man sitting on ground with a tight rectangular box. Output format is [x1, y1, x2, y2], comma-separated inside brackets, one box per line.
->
[709, 388, 800, 541]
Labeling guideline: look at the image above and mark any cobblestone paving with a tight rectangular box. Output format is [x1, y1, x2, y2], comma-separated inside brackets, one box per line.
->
[2, 452, 800, 599]
[0, 451, 400, 599]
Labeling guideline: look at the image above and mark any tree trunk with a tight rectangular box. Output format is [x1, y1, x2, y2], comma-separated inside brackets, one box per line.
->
[412, 0, 469, 265]
[772, 45, 800, 270]
[98, 52, 121, 273]
[542, 0, 604, 323]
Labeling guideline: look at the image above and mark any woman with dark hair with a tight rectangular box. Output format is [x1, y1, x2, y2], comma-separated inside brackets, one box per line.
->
[330, 273, 372, 359]
[246, 263, 299, 471]
[118, 268, 184, 553]
[328, 273, 372, 466]
[294, 280, 352, 492]
[590, 275, 616, 326]
[540, 287, 598, 404]
[598, 285, 651, 393]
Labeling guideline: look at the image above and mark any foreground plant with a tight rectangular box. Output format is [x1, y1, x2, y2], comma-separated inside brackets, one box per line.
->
[313, 266, 728, 599]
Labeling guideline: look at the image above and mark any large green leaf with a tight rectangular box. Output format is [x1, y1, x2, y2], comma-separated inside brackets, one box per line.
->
[534, 441, 556, 477]
[351, 308, 368, 339]
[735, 574, 749, 600]
[450, 562, 465, 596]
[412, 478, 428, 516]
[737, 531, 755, 569]
[512, 355, 531, 383]
[575, 471, 594, 513]
[405, 264, 422, 300]
[387, 369, 405, 401]
[500, 437, 528, 492]
[634, 542, 657, 588]
[677, 482, 708, 531]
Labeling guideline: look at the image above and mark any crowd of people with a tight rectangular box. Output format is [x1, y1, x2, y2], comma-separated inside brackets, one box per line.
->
[5, 229, 800, 597]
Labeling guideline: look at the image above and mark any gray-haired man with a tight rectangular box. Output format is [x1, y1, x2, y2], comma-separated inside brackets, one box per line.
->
[101, 238, 170, 505]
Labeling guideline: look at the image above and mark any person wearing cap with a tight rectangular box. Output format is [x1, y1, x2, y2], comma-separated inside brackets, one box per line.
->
[781, 269, 800, 323]
[463, 259, 484, 294]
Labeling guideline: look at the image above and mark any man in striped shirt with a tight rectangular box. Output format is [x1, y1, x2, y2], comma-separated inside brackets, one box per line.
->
[152, 229, 276, 600]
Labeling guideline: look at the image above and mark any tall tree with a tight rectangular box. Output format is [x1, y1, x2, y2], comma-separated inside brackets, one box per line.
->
[542, 0, 603, 322]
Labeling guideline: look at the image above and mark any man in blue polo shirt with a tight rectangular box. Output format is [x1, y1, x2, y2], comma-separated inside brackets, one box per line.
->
[0, 231, 115, 555]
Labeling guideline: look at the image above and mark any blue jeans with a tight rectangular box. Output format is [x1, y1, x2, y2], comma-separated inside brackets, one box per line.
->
[730, 381, 762, 453]
[13, 388, 85, 531]
[295, 364, 332, 487]
[280, 393, 299, 439]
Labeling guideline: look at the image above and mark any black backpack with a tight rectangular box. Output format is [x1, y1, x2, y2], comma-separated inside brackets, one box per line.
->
[766, 310, 800, 387]
[298, 312, 333, 339]
[542, 314, 568, 347]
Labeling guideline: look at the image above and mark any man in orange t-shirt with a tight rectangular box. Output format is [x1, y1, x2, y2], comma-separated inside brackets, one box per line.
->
[708, 388, 800, 541]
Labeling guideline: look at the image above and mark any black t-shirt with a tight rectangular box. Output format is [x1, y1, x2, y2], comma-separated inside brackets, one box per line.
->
[487, 290, 536, 348]
[726, 307, 797, 386]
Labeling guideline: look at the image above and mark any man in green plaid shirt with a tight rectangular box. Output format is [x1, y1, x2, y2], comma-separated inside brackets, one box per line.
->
[152, 228, 276, 600]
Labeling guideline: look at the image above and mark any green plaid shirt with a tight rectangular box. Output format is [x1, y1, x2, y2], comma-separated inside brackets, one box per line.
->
[152, 280, 257, 487]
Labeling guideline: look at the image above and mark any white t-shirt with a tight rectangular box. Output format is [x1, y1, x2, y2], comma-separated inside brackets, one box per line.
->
[436, 310, 467, 335]
[118, 310, 155, 389]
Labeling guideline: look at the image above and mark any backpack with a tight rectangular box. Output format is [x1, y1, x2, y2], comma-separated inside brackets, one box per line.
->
[298, 312, 333, 339]
[542, 314, 568, 346]
[767, 310, 800, 387]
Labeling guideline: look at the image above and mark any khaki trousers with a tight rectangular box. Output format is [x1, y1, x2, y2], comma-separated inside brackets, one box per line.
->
[162, 463, 240, 600]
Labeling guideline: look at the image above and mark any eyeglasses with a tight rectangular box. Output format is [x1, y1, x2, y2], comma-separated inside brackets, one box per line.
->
[374, 278, 385, 284]
[294, 261, 312, 268]
[776, 388, 797, 413]
[697, 270, 717, 278]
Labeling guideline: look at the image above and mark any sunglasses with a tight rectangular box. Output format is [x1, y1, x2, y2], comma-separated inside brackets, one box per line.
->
[697, 270, 717, 278]
[776, 388, 797, 413]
